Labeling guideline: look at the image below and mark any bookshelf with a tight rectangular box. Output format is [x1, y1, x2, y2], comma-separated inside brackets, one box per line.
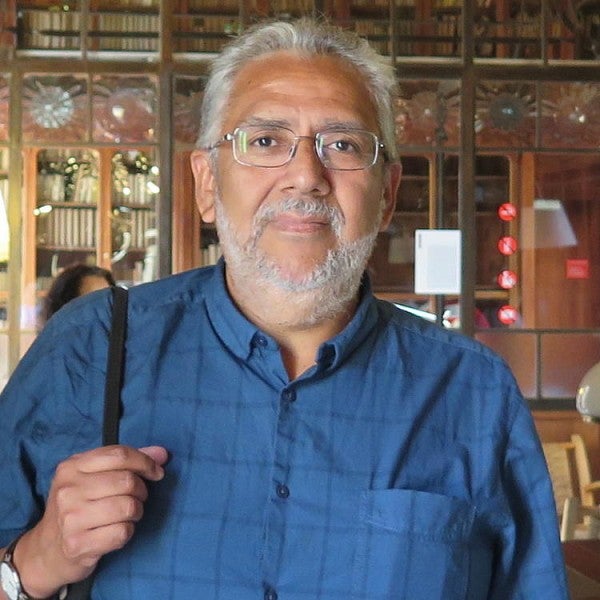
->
[110, 149, 159, 284]
[22, 145, 157, 323]
[16, 1, 82, 52]
[173, 0, 241, 56]
[3, 1, 588, 60]
[12, 0, 160, 56]
[89, 3, 159, 55]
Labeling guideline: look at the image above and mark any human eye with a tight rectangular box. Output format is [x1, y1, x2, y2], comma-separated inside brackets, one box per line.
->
[245, 128, 288, 150]
[322, 131, 366, 154]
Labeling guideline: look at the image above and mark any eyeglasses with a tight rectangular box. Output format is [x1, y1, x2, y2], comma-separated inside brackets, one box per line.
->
[208, 125, 386, 171]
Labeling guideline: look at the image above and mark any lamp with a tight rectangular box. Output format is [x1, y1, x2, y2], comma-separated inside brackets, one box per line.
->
[576, 362, 600, 423]
[533, 199, 578, 248]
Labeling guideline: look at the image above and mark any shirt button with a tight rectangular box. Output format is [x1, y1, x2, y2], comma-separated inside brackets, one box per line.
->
[276, 484, 290, 499]
[264, 588, 278, 600]
[282, 388, 296, 403]
[319, 345, 335, 367]
[255, 335, 268, 347]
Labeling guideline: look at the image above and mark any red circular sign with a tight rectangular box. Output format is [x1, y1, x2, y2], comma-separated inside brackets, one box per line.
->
[497, 270, 518, 289]
[498, 203, 517, 221]
[497, 305, 519, 325]
[497, 236, 518, 255]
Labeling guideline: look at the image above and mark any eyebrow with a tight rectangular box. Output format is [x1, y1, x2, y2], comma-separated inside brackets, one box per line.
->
[319, 119, 371, 132]
[238, 117, 291, 129]
[236, 117, 371, 133]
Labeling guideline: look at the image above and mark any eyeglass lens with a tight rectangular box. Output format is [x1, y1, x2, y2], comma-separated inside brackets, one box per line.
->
[232, 126, 379, 170]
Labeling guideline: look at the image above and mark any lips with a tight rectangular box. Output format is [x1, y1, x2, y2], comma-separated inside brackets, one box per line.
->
[270, 213, 330, 233]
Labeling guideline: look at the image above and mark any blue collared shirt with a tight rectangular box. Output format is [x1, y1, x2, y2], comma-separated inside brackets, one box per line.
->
[0, 262, 568, 599]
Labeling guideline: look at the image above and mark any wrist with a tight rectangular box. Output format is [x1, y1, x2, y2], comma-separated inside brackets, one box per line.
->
[7, 533, 67, 600]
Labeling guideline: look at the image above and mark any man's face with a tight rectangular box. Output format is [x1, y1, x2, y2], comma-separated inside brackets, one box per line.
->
[192, 50, 400, 296]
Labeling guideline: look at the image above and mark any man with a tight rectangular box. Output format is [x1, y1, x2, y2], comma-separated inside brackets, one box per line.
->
[1, 18, 568, 600]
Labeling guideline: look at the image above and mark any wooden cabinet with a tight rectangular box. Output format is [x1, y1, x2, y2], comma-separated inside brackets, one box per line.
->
[368, 153, 516, 324]
[21, 146, 158, 328]
[520, 153, 600, 330]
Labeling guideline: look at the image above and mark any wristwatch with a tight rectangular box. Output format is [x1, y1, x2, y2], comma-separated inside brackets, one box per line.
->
[0, 535, 67, 600]
[1, 537, 69, 600]
[1, 535, 33, 600]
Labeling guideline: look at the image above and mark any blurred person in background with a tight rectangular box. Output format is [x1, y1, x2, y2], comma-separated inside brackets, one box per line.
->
[41, 262, 115, 326]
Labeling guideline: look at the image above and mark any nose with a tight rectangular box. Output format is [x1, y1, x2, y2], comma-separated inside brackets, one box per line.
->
[289, 136, 321, 163]
[283, 136, 330, 196]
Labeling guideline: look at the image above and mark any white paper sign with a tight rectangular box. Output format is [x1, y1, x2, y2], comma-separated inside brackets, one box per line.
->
[414, 229, 462, 294]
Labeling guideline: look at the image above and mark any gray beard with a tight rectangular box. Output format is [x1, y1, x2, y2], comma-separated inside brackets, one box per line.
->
[215, 195, 381, 327]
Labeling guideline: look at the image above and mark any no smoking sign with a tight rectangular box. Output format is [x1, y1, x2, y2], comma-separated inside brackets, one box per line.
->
[497, 236, 518, 255]
[498, 203, 517, 221]
[497, 305, 519, 325]
[497, 270, 518, 289]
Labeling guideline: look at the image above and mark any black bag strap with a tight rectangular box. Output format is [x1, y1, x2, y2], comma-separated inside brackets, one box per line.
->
[103, 285, 128, 446]
[67, 285, 128, 600]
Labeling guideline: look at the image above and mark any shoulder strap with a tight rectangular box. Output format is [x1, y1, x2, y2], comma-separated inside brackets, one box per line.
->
[67, 285, 128, 600]
[103, 285, 128, 446]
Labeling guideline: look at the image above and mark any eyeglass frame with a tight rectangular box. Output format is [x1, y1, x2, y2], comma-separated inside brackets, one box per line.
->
[206, 125, 388, 171]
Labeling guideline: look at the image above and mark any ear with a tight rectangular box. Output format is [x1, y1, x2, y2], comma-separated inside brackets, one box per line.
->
[379, 161, 402, 232]
[190, 149, 217, 224]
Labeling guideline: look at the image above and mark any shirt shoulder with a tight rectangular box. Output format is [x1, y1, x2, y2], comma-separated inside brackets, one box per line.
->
[372, 298, 523, 416]
[47, 266, 215, 334]
[376, 299, 502, 363]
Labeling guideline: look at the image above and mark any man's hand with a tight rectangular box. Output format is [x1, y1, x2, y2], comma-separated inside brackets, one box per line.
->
[11, 445, 168, 599]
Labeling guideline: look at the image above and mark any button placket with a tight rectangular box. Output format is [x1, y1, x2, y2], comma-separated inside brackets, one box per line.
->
[262, 383, 295, 593]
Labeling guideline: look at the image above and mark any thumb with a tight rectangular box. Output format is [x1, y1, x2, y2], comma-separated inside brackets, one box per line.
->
[139, 445, 169, 467]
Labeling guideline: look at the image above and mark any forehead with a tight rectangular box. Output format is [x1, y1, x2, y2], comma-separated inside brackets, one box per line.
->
[222, 50, 379, 131]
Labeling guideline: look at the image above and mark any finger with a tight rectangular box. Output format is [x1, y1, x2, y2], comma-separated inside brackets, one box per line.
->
[139, 445, 169, 466]
[62, 495, 146, 536]
[57, 470, 150, 504]
[61, 521, 137, 566]
[69, 445, 166, 481]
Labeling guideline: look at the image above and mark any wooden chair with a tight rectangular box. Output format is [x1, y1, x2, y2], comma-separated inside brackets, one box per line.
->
[542, 434, 600, 541]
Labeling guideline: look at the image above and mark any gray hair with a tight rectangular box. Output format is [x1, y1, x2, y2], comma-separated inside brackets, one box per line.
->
[197, 17, 399, 161]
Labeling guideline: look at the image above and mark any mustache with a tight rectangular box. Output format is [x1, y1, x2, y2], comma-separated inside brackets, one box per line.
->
[252, 197, 344, 237]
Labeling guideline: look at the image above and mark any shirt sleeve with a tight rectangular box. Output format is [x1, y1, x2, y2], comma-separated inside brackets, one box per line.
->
[488, 395, 569, 599]
[0, 297, 111, 548]
[0, 321, 59, 546]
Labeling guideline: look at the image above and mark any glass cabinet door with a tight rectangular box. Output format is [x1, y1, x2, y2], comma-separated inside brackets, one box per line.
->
[368, 155, 430, 296]
[443, 155, 514, 327]
[34, 148, 100, 295]
[110, 148, 158, 286]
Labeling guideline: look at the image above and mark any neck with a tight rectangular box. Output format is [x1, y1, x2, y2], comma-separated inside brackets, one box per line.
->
[226, 269, 358, 380]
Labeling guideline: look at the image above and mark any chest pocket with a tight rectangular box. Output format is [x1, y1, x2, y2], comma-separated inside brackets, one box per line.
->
[351, 489, 476, 600]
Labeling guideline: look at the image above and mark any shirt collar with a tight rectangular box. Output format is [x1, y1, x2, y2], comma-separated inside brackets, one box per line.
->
[205, 259, 379, 372]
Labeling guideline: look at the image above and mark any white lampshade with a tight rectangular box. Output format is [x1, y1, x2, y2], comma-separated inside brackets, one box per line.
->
[576, 362, 600, 423]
